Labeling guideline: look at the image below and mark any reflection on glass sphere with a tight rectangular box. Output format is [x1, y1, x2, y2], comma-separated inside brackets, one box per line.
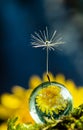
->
[29, 81, 73, 123]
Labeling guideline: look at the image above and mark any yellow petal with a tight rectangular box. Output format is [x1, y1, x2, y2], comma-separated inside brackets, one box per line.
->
[29, 75, 42, 89]
[0, 122, 7, 130]
[1, 93, 21, 109]
[55, 74, 65, 85]
[11, 85, 26, 98]
[75, 87, 83, 107]
[13, 101, 34, 124]
[0, 105, 12, 119]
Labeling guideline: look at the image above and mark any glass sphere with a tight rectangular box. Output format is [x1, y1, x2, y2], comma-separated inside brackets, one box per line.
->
[29, 81, 73, 123]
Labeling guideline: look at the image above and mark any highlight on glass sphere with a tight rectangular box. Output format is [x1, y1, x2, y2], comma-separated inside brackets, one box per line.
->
[29, 81, 73, 123]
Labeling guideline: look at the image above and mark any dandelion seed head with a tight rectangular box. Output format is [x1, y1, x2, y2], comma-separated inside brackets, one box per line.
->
[31, 27, 64, 76]
[31, 27, 64, 51]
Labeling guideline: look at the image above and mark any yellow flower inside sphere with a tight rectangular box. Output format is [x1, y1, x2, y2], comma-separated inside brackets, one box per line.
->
[35, 85, 68, 116]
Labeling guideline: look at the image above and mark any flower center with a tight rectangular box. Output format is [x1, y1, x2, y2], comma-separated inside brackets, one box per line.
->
[35, 86, 67, 115]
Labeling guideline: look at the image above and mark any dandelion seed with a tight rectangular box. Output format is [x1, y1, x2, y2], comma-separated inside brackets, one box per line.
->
[31, 27, 64, 81]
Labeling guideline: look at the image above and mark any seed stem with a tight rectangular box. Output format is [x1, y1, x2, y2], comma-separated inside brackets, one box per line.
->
[46, 43, 48, 75]
[46, 42, 50, 82]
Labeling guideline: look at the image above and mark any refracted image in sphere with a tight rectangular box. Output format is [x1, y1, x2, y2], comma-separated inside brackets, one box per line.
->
[29, 82, 73, 123]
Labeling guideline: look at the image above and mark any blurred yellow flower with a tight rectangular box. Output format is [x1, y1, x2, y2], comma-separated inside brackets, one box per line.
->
[0, 86, 34, 130]
[0, 73, 83, 130]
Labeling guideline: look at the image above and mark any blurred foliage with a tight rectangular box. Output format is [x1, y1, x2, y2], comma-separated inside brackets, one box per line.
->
[7, 104, 83, 130]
